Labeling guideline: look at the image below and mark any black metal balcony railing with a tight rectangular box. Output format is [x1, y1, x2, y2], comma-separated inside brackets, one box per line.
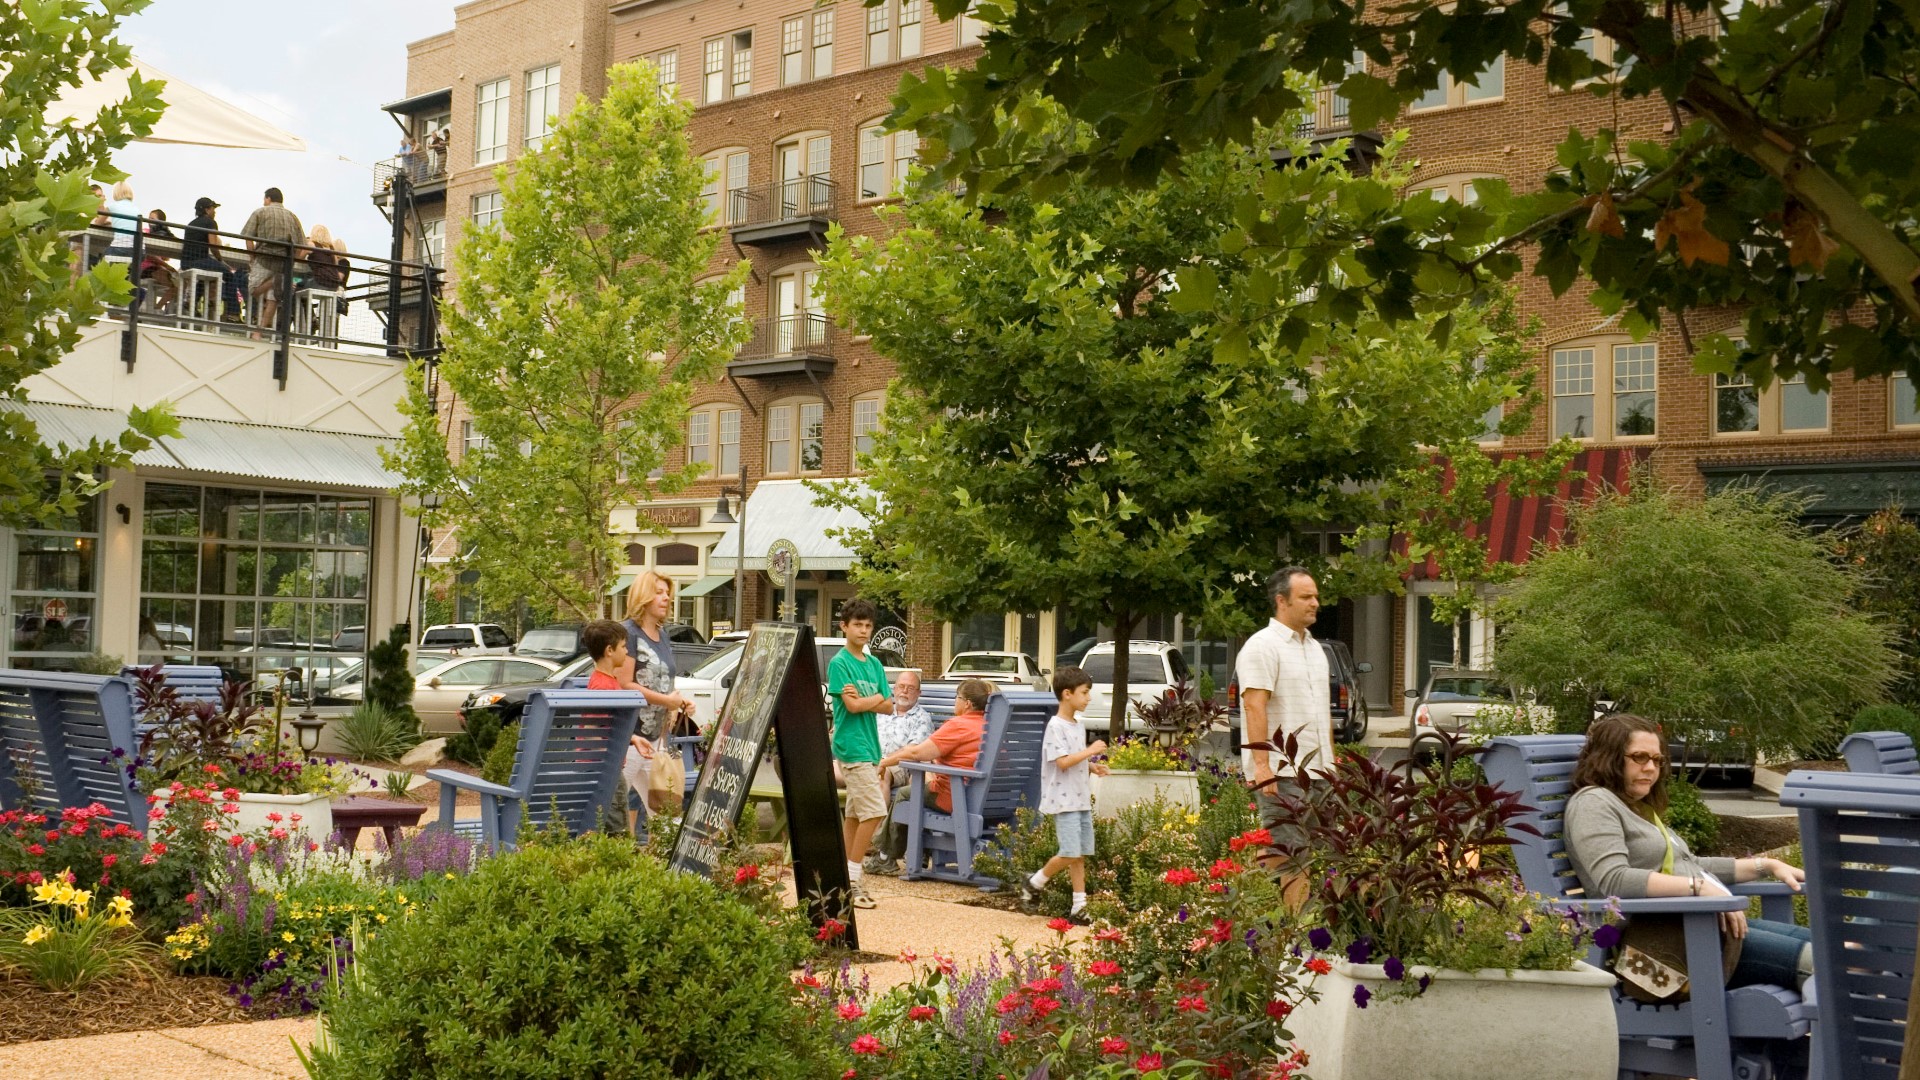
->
[1295, 84, 1353, 139]
[372, 152, 448, 197]
[727, 177, 837, 244]
[735, 312, 836, 365]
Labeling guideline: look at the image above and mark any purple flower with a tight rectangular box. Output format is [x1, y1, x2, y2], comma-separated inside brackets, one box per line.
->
[1518, 918, 1531, 934]
[1345, 938, 1372, 965]
[1505, 932, 1524, 942]
[1308, 927, 1333, 950]
[1176, 905, 1190, 923]
[1383, 956, 1405, 981]
[1352, 984, 1371, 1009]
[1417, 974, 1432, 993]
[1593, 923, 1622, 950]
[237, 994, 253, 1008]
[111, 747, 126, 758]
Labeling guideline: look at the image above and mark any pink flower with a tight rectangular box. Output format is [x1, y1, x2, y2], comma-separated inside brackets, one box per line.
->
[837, 1001, 865, 1021]
[269, 828, 289, 840]
[1136, 1053, 1165, 1072]
[933, 954, 956, 976]
[219, 803, 239, 815]
[849, 1034, 884, 1055]
[265, 812, 283, 823]
[1094, 928, 1125, 943]
[147, 807, 166, 821]
[25, 843, 44, 856]
[200, 819, 219, 833]
[1100, 1036, 1129, 1055]
[100, 854, 116, 868]
[907, 1005, 936, 1022]
[140, 853, 158, 865]
[288, 813, 302, 824]
[1047, 916, 1073, 933]
[1088, 960, 1122, 977]
[896, 948, 917, 964]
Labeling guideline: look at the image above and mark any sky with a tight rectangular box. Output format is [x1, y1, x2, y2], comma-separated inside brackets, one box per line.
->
[110, 0, 462, 262]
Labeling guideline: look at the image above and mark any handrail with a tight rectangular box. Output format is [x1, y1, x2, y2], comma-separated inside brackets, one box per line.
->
[1296, 84, 1353, 138]
[728, 176, 838, 229]
[373, 152, 447, 196]
[72, 210, 441, 378]
[736, 312, 836, 362]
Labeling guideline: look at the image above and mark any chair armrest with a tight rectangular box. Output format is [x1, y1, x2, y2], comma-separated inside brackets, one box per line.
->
[898, 762, 986, 780]
[1729, 881, 1797, 896]
[424, 769, 516, 800]
[1548, 895, 1748, 916]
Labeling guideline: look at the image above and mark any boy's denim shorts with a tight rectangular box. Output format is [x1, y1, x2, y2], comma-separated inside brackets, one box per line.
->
[1052, 809, 1095, 858]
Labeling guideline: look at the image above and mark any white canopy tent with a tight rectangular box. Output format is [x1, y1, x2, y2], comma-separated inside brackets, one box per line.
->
[49, 58, 306, 152]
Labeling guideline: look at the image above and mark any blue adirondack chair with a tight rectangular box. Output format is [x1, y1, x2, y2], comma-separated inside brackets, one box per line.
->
[1483, 735, 1815, 1080]
[1781, 769, 1920, 1079]
[425, 689, 642, 853]
[0, 670, 145, 834]
[1840, 732, 1920, 776]
[895, 690, 1051, 888]
[122, 664, 226, 703]
[917, 683, 959, 721]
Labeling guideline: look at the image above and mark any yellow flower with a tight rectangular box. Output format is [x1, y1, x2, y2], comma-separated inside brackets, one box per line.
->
[32, 882, 61, 903]
[23, 925, 51, 946]
[283, 931, 297, 942]
[109, 895, 133, 916]
[445, 872, 455, 880]
[107, 913, 133, 928]
[395, 893, 407, 905]
[375, 913, 387, 923]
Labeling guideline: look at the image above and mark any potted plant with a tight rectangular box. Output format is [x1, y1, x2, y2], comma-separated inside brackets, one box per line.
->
[1092, 676, 1224, 817]
[1257, 735, 1621, 1080]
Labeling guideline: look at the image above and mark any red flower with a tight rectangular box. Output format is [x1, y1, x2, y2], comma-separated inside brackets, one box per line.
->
[1176, 995, 1209, 1013]
[1207, 883, 1228, 893]
[795, 973, 823, 988]
[995, 992, 1023, 1016]
[837, 1000, 865, 1021]
[265, 812, 283, 823]
[897, 948, 917, 964]
[1087, 960, 1122, 977]
[1136, 1053, 1165, 1072]
[45, 829, 61, 842]
[1267, 999, 1295, 1022]
[101, 854, 116, 868]
[1024, 977, 1063, 994]
[227, 834, 247, 847]
[1209, 858, 1241, 879]
[183, 892, 199, 906]
[1029, 995, 1061, 1019]
[1162, 867, 1200, 886]
[1209, 918, 1233, 944]
[933, 953, 956, 976]
[1304, 957, 1332, 976]
[148, 841, 167, 855]
[842, 1071, 856, 1080]
[849, 1033, 885, 1055]
[907, 1005, 936, 1022]
[25, 843, 43, 856]
[734, 864, 760, 885]
[1100, 1036, 1129, 1055]
[997, 1030, 1015, 1046]
[815, 918, 847, 942]
[202, 764, 222, 775]
[1047, 916, 1073, 933]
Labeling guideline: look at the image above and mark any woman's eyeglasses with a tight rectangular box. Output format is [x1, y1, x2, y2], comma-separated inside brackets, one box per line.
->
[1625, 751, 1668, 767]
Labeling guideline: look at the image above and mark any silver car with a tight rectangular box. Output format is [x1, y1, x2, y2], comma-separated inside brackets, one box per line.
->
[1406, 669, 1551, 759]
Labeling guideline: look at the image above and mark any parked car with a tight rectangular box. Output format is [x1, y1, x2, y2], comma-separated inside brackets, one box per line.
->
[942, 650, 1050, 691]
[331, 625, 366, 652]
[1405, 668, 1552, 761]
[404, 654, 562, 733]
[1223, 639, 1374, 748]
[1080, 641, 1197, 736]
[457, 654, 598, 731]
[418, 623, 513, 655]
[677, 637, 911, 731]
[1055, 636, 1099, 669]
[660, 622, 725, 675]
[515, 623, 586, 662]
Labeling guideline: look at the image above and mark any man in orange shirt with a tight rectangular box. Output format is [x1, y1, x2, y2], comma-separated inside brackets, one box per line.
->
[878, 678, 995, 814]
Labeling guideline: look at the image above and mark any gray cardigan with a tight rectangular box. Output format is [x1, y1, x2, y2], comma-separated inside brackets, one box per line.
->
[1564, 786, 1736, 899]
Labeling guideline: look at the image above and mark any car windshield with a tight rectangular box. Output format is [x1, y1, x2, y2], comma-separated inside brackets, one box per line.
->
[518, 629, 577, 653]
[689, 643, 745, 680]
[1427, 677, 1512, 701]
[413, 653, 452, 675]
[951, 654, 1018, 674]
[1080, 652, 1168, 683]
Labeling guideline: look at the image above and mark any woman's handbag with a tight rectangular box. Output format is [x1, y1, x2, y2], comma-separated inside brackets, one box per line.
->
[647, 708, 699, 811]
[1612, 914, 1744, 1003]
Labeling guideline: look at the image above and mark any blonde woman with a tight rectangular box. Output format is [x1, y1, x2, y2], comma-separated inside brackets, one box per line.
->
[104, 180, 143, 258]
[302, 224, 346, 293]
[617, 570, 693, 838]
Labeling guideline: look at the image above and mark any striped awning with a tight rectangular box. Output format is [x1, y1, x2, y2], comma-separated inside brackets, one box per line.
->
[1410, 446, 1649, 579]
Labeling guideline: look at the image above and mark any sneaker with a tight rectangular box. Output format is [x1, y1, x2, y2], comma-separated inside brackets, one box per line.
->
[850, 885, 877, 909]
[1015, 879, 1039, 909]
[1066, 910, 1092, 927]
[862, 854, 896, 876]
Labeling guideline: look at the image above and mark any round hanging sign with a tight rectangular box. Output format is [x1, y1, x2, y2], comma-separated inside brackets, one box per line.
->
[766, 539, 801, 589]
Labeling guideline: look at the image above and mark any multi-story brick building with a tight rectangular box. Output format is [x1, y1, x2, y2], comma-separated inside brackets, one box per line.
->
[378, 6, 1919, 711]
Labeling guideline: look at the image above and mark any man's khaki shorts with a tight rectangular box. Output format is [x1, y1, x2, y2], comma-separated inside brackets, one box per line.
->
[841, 761, 888, 822]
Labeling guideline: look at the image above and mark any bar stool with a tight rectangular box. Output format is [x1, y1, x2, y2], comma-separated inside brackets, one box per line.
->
[181, 268, 225, 324]
[294, 288, 342, 341]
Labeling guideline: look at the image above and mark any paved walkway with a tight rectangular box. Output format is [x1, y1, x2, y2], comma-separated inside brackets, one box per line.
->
[0, 873, 1056, 1078]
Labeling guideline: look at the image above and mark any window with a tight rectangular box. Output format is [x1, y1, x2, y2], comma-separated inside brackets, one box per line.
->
[771, 267, 824, 352]
[866, 4, 892, 66]
[852, 393, 884, 460]
[782, 17, 806, 85]
[1551, 340, 1658, 440]
[525, 64, 560, 147]
[652, 49, 677, 99]
[767, 404, 794, 475]
[1411, 55, 1504, 111]
[474, 77, 510, 164]
[701, 149, 750, 225]
[703, 38, 726, 103]
[471, 192, 504, 230]
[687, 411, 712, 469]
[1471, 357, 1505, 443]
[461, 420, 486, 458]
[699, 31, 753, 103]
[1410, 173, 1494, 205]
[731, 30, 753, 98]
[1559, 3, 1632, 81]
[782, 10, 837, 85]
[1715, 372, 1829, 435]
[766, 400, 825, 475]
[687, 405, 741, 477]
[957, 0, 987, 44]
[776, 132, 833, 215]
[718, 408, 741, 476]
[1896, 373, 1920, 428]
[900, 1, 923, 57]
[859, 122, 918, 199]
[419, 218, 444, 267]
[813, 10, 836, 77]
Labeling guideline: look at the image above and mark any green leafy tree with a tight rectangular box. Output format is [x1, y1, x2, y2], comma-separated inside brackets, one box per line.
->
[2, 0, 176, 526]
[894, 0, 1920, 389]
[1833, 508, 1920, 708]
[1492, 484, 1898, 760]
[387, 63, 749, 619]
[817, 119, 1549, 728]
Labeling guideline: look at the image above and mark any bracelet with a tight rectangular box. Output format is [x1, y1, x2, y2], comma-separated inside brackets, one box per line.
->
[1690, 876, 1701, 896]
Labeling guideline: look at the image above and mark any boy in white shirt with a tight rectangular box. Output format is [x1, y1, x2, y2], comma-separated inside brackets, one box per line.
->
[1017, 666, 1108, 923]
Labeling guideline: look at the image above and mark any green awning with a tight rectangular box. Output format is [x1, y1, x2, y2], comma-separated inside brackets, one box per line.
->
[678, 574, 734, 598]
[605, 574, 636, 597]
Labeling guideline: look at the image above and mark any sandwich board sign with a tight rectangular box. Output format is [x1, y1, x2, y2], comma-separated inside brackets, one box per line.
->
[669, 620, 855, 945]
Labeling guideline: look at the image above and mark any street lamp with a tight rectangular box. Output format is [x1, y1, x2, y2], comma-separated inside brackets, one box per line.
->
[709, 464, 750, 633]
[290, 712, 326, 757]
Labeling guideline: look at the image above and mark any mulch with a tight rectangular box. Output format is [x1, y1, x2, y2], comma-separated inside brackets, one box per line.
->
[1704, 813, 1801, 859]
[0, 973, 255, 1045]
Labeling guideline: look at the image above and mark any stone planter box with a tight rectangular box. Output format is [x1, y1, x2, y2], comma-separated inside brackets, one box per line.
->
[1286, 959, 1618, 1080]
[1090, 769, 1200, 819]
[154, 789, 334, 846]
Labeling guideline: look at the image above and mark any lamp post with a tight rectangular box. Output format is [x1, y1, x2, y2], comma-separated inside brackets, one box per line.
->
[709, 464, 750, 633]
[290, 711, 326, 758]
[415, 491, 444, 639]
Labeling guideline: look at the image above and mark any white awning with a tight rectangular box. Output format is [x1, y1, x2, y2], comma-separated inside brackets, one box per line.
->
[49, 58, 307, 152]
[710, 479, 876, 572]
[9, 401, 401, 490]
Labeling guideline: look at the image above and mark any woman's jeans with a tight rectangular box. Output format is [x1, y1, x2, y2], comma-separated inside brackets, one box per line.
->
[1729, 918, 1813, 989]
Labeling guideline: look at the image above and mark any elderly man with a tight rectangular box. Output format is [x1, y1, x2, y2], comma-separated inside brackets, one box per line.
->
[867, 669, 934, 874]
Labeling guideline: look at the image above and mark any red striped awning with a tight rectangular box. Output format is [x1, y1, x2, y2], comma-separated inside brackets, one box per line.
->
[1410, 446, 1649, 579]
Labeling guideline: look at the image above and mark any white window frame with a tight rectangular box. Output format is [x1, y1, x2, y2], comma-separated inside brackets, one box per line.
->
[471, 191, 504, 231]
[899, 1, 923, 58]
[700, 148, 751, 226]
[524, 64, 561, 148]
[687, 411, 712, 470]
[1895, 373, 1920, 429]
[866, 3, 893, 66]
[730, 29, 754, 99]
[812, 9, 836, 78]
[419, 218, 445, 267]
[766, 403, 795, 476]
[474, 77, 510, 165]
[782, 17, 806, 86]
[702, 37, 726, 103]
[1551, 339, 1659, 441]
[652, 49, 678, 100]
[957, 0, 987, 44]
[859, 122, 918, 200]
[852, 393, 884, 462]
[717, 407, 741, 477]
[461, 419, 486, 458]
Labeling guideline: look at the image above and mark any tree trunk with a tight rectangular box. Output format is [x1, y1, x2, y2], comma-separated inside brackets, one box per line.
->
[1109, 608, 1132, 734]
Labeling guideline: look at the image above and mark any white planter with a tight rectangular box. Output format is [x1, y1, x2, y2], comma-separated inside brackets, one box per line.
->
[1090, 769, 1200, 818]
[1286, 959, 1618, 1080]
[154, 790, 334, 846]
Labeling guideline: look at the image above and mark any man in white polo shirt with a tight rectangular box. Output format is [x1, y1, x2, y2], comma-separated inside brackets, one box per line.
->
[1236, 566, 1331, 837]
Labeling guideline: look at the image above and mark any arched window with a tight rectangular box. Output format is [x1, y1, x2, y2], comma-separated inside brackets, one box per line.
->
[851, 390, 885, 464]
[655, 542, 700, 567]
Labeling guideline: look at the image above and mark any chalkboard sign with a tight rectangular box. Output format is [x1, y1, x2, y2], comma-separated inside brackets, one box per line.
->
[669, 621, 855, 945]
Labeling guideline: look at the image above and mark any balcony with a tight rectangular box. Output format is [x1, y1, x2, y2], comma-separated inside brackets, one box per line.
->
[1276, 85, 1383, 171]
[371, 152, 448, 207]
[729, 313, 837, 386]
[727, 177, 838, 246]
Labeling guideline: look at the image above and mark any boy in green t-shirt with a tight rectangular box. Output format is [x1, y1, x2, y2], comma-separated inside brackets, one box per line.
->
[828, 598, 891, 909]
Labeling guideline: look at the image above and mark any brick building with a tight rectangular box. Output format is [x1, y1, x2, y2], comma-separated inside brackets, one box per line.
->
[377, 6, 1919, 710]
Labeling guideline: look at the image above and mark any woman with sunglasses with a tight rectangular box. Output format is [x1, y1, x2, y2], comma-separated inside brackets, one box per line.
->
[1565, 713, 1811, 990]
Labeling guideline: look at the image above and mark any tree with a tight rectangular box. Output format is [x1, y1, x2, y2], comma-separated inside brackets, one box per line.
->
[895, 0, 1920, 389]
[1833, 508, 1920, 708]
[387, 63, 750, 619]
[1, 0, 175, 527]
[1491, 483, 1898, 759]
[817, 119, 1547, 729]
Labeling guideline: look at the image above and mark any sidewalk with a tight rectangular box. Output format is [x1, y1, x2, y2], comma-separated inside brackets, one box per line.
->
[0, 873, 1057, 1078]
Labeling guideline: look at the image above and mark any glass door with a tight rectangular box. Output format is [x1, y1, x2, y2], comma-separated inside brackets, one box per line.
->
[4, 498, 102, 671]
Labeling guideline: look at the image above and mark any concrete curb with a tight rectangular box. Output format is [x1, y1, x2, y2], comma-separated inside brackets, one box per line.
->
[1752, 766, 1788, 796]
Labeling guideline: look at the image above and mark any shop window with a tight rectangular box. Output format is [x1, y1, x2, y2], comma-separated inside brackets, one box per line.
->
[656, 543, 699, 566]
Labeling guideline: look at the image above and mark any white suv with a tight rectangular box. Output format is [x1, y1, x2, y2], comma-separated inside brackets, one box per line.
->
[418, 623, 514, 655]
[1079, 640, 1194, 736]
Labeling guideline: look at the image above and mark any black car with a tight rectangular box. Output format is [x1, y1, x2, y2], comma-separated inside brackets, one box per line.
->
[1222, 639, 1373, 749]
[516, 621, 720, 675]
[457, 654, 596, 730]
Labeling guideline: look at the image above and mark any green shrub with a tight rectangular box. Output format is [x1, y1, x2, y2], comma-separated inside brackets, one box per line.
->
[1850, 703, 1920, 745]
[366, 625, 421, 731]
[1665, 774, 1720, 854]
[445, 707, 504, 767]
[480, 721, 520, 786]
[302, 836, 833, 1079]
[335, 703, 422, 763]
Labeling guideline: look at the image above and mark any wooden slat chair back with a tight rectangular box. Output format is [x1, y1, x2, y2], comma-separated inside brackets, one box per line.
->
[917, 684, 958, 722]
[122, 665, 226, 703]
[1840, 732, 1920, 776]
[425, 689, 642, 853]
[0, 671, 144, 834]
[1482, 736, 1814, 1080]
[1783, 769, 1920, 1080]
[976, 690, 1054, 832]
